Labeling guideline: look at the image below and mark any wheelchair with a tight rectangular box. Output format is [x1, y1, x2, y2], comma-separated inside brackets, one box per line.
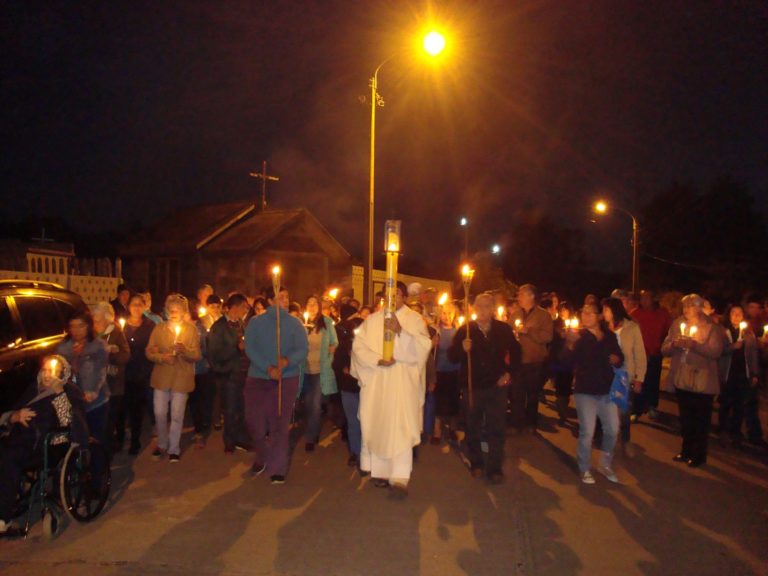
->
[15, 428, 111, 539]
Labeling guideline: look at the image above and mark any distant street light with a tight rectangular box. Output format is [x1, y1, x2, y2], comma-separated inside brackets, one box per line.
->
[593, 200, 639, 293]
[460, 216, 469, 259]
[366, 29, 448, 305]
[491, 244, 501, 255]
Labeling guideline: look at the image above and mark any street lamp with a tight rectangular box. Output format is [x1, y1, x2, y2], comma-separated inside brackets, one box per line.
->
[491, 243, 501, 255]
[460, 216, 469, 259]
[593, 200, 640, 293]
[366, 30, 447, 305]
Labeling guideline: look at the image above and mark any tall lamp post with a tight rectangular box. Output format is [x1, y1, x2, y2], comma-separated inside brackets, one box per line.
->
[366, 30, 447, 306]
[594, 201, 640, 293]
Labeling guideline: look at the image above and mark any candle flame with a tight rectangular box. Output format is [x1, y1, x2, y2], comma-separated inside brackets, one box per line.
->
[570, 318, 579, 329]
[118, 318, 126, 329]
[739, 321, 748, 330]
[689, 325, 698, 337]
[680, 322, 686, 335]
[174, 325, 181, 336]
[198, 306, 207, 317]
[514, 319, 522, 328]
[471, 313, 477, 321]
[457, 315, 465, 326]
[49, 358, 58, 372]
[303, 311, 309, 323]
[564, 319, 571, 328]
[387, 242, 399, 252]
[328, 288, 339, 299]
[271, 265, 281, 276]
[438, 292, 448, 306]
[497, 306, 504, 319]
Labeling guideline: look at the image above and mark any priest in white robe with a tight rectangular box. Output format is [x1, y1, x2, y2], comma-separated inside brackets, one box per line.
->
[351, 281, 432, 497]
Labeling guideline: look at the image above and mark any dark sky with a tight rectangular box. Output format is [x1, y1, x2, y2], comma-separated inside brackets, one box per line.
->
[2, 1, 767, 277]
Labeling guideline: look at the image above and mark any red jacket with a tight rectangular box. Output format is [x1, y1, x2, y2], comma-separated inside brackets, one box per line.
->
[631, 307, 672, 356]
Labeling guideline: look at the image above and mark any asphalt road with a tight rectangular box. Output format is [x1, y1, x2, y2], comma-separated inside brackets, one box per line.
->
[2, 389, 767, 576]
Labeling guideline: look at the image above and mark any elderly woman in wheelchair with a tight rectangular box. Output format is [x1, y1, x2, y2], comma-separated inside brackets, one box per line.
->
[0, 355, 110, 538]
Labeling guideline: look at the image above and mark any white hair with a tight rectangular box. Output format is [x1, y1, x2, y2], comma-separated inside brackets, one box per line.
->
[90, 301, 115, 322]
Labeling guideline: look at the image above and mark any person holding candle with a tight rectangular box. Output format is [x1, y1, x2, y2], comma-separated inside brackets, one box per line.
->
[300, 295, 339, 453]
[549, 302, 576, 426]
[662, 294, 725, 467]
[92, 302, 131, 455]
[244, 284, 308, 484]
[448, 293, 521, 483]
[146, 294, 201, 463]
[602, 297, 647, 458]
[351, 281, 432, 498]
[560, 303, 624, 484]
[124, 293, 156, 455]
[0, 355, 89, 538]
[57, 310, 110, 448]
[433, 302, 463, 444]
[508, 284, 554, 434]
[718, 305, 762, 449]
[208, 293, 253, 454]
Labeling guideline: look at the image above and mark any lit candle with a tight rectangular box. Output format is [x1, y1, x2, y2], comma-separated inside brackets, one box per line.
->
[457, 315, 465, 326]
[438, 293, 449, 307]
[118, 318, 126, 330]
[570, 318, 579, 330]
[689, 325, 698, 338]
[328, 288, 339, 300]
[738, 321, 748, 341]
[497, 305, 504, 320]
[174, 324, 181, 343]
[564, 318, 571, 329]
[198, 306, 207, 317]
[680, 322, 687, 336]
[303, 311, 310, 325]
[471, 313, 477, 321]
[764, 325, 768, 338]
[49, 358, 58, 373]
[514, 319, 522, 330]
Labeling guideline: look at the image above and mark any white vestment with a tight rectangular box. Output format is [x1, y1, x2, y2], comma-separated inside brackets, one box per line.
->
[351, 305, 432, 481]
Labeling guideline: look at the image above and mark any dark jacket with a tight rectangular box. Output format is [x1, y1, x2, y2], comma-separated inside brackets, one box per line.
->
[1, 381, 90, 450]
[56, 338, 109, 412]
[207, 315, 247, 376]
[560, 328, 623, 396]
[125, 317, 156, 383]
[333, 318, 363, 393]
[448, 320, 522, 389]
[100, 325, 130, 396]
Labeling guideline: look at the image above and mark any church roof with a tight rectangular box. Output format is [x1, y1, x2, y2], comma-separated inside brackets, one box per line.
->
[119, 202, 349, 262]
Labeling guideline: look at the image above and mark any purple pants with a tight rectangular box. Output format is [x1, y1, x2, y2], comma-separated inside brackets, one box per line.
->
[244, 376, 299, 477]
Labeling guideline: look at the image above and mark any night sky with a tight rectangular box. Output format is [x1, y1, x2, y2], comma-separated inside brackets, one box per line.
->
[3, 1, 766, 278]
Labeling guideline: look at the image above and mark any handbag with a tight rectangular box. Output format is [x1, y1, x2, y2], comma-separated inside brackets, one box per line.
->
[610, 367, 630, 412]
[674, 363, 708, 393]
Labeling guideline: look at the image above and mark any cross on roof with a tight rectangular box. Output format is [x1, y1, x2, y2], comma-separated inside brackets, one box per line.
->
[249, 160, 280, 211]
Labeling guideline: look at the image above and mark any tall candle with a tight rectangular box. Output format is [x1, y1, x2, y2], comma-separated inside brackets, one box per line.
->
[680, 322, 687, 336]
[738, 321, 748, 341]
[303, 311, 310, 326]
[118, 318, 126, 330]
[174, 324, 181, 343]
[689, 325, 698, 338]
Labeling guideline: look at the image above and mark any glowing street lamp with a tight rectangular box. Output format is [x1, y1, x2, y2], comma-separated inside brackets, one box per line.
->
[491, 243, 501, 255]
[460, 216, 469, 259]
[367, 30, 448, 305]
[593, 200, 640, 293]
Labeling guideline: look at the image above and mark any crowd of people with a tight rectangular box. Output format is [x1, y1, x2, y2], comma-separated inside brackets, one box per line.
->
[1, 277, 767, 534]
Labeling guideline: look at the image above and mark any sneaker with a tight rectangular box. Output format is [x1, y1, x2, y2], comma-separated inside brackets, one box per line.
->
[597, 466, 619, 483]
[270, 475, 286, 484]
[248, 462, 266, 477]
[168, 453, 180, 463]
[581, 471, 596, 485]
[151, 448, 164, 461]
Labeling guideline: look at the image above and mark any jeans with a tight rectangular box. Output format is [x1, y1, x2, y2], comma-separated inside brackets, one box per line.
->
[302, 373, 323, 443]
[634, 354, 661, 415]
[676, 389, 714, 462]
[466, 386, 508, 475]
[191, 372, 216, 434]
[153, 389, 189, 456]
[510, 363, 545, 430]
[244, 376, 299, 477]
[341, 391, 361, 458]
[86, 402, 110, 449]
[423, 390, 436, 439]
[574, 393, 619, 473]
[220, 372, 251, 449]
[125, 378, 148, 449]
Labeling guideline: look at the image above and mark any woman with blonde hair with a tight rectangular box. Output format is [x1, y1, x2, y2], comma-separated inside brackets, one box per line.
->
[146, 294, 201, 462]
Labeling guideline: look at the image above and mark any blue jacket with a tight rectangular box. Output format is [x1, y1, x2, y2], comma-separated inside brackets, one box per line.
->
[245, 306, 308, 380]
[306, 316, 339, 395]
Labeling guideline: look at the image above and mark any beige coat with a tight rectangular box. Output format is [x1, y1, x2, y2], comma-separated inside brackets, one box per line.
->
[510, 306, 553, 365]
[146, 320, 201, 393]
[661, 316, 723, 395]
[616, 320, 647, 383]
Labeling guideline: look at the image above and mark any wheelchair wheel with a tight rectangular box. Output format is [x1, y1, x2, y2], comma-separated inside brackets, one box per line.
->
[59, 440, 111, 522]
[42, 509, 60, 540]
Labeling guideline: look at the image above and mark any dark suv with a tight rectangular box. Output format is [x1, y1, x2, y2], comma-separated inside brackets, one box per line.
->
[0, 280, 86, 412]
